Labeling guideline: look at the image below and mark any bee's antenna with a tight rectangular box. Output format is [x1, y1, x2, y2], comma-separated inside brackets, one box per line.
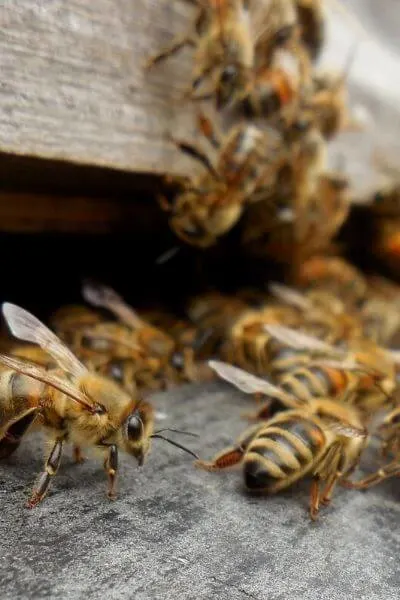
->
[151, 434, 199, 459]
[153, 428, 199, 437]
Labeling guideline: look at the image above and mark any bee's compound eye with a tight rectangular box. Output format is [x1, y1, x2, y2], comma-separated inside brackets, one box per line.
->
[126, 414, 143, 441]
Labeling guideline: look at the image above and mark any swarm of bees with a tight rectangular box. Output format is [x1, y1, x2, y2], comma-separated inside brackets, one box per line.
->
[1, 1, 400, 519]
[145, 0, 359, 258]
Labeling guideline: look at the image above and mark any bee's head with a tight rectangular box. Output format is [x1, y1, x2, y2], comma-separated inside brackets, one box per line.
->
[123, 403, 154, 466]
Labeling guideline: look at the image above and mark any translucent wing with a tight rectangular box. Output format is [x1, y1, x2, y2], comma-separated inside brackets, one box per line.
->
[263, 324, 343, 357]
[208, 360, 299, 406]
[268, 282, 311, 310]
[310, 358, 373, 372]
[0, 354, 94, 412]
[324, 419, 367, 440]
[2, 303, 87, 378]
[82, 281, 145, 329]
[82, 330, 141, 352]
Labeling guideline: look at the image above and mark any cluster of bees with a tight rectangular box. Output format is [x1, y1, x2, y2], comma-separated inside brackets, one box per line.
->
[145, 0, 356, 268]
[1, 261, 400, 518]
[1, 1, 400, 519]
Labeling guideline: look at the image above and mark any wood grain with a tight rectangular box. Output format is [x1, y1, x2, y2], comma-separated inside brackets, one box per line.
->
[0, 1, 200, 176]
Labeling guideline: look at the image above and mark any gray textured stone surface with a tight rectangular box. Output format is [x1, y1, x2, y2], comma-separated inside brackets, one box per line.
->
[0, 381, 399, 600]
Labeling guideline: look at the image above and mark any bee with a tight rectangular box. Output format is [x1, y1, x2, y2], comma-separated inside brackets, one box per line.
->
[221, 302, 303, 375]
[308, 68, 358, 140]
[0, 303, 198, 507]
[145, 0, 302, 110]
[257, 324, 397, 423]
[296, 256, 368, 307]
[196, 360, 368, 519]
[161, 115, 285, 247]
[240, 113, 330, 265]
[82, 282, 206, 388]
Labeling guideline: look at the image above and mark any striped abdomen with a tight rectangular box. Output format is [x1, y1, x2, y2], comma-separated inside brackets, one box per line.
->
[0, 371, 45, 457]
[244, 416, 326, 492]
[269, 345, 311, 379]
[0, 371, 45, 435]
[279, 366, 348, 403]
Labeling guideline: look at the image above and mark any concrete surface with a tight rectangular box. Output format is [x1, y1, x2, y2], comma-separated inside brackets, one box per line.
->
[0, 381, 399, 600]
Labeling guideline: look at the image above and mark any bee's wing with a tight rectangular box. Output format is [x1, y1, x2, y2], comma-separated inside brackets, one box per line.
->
[325, 419, 367, 440]
[268, 282, 311, 310]
[208, 360, 299, 406]
[310, 359, 365, 372]
[82, 281, 145, 329]
[0, 354, 94, 412]
[263, 324, 344, 357]
[2, 303, 87, 378]
[82, 330, 141, 352]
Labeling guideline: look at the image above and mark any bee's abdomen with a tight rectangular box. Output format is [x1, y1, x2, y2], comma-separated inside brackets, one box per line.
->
[279, 367, 325, 402]
[269, 347, 309, 378]
[244, 419, 324, 491]
[0, 372, 42, 431]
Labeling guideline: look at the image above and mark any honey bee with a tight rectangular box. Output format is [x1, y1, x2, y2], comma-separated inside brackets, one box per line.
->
[308, 67, 358, 140]
[82, 282, 207, 388]
[0, 303, 198, 507]
[221, 301, 302, 375]
[240, 112, 327, 260]
[197, 360, 368, 519]
[161, 115, 285, 247]
[145, 0, 302, 109]
[258, 324, 396, 423]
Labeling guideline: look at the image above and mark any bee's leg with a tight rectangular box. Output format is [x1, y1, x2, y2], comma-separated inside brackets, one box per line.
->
[197, 112, 222, 149]
[72, 445, 85, 465]
[166, 135, 218, 178]
[311, 444, 342, 516]
[103, 444, 118, 500]
[195, 445, 244, 472]
[144, 34, 196, 70]
[27, 438, 64, 508]
[320, 471, 340, 506]
[309, 476, 321, 520]
[342, 461, 400, 490]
